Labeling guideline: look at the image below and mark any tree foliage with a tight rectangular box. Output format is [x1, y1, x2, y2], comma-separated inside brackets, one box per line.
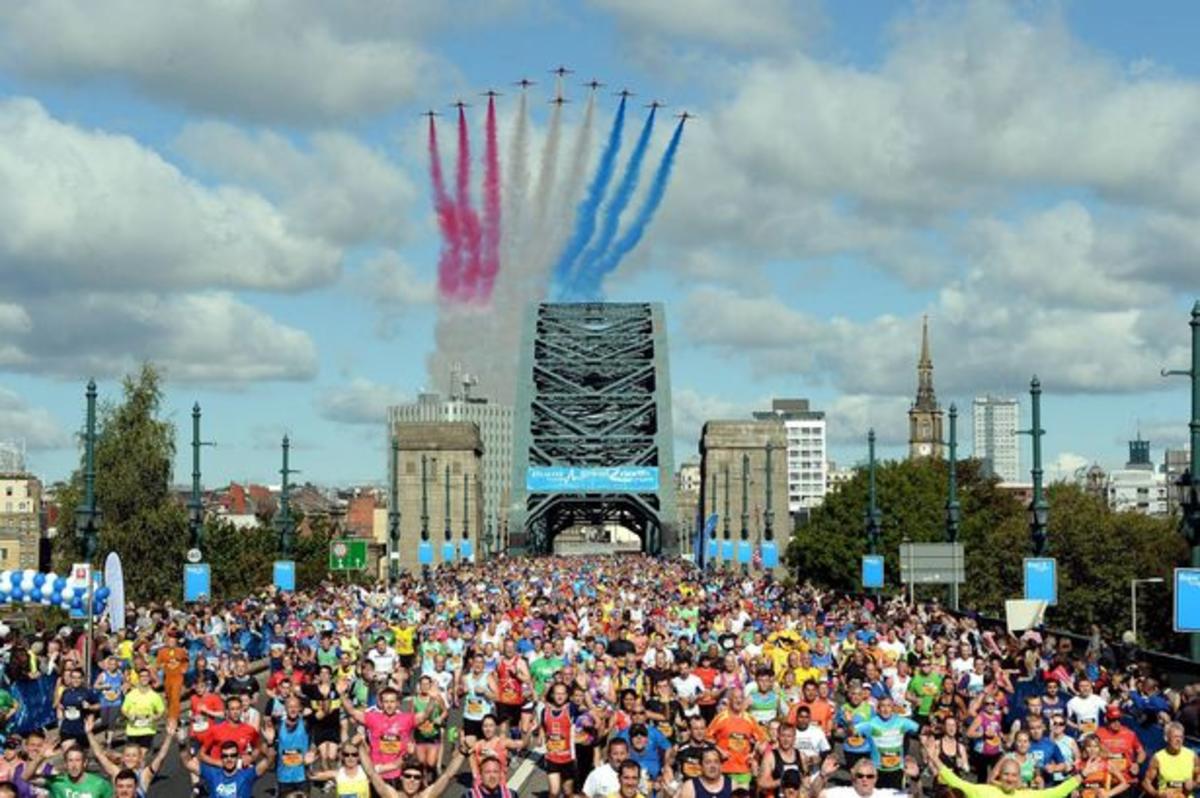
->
[54, 364, 188, 603]
[54, 363, 349, 604]
[788, 458, 1187, 652]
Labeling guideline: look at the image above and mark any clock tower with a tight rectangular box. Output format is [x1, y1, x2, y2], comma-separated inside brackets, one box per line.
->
[908, 316, 945, 459]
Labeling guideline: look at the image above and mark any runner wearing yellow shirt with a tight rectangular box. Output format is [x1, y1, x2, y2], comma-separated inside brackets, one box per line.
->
[393, 623, 417, 673]
[121, 665, 165, 747]
[925, 738, 1081, 798]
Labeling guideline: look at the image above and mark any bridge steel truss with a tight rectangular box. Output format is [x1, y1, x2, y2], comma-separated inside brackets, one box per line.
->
[509, 302, 678, 556]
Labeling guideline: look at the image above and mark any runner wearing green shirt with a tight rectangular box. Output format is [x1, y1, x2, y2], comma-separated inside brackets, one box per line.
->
[907, 658, 944, 726]
[45, 748, 113, 798]
[530, 639, 563, 700]
[0, 686, 19, 735]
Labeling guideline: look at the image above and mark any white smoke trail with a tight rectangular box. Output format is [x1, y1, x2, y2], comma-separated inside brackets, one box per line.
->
[540, 91, 596, 279]
[501, 90, 530, 279]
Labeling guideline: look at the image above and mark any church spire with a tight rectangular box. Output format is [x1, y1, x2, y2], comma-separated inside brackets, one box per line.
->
[909, 315, 944, 459]
[915, 315, 937, 410]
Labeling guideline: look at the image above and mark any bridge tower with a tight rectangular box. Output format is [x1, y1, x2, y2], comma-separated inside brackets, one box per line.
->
[509, 303, 678, 555]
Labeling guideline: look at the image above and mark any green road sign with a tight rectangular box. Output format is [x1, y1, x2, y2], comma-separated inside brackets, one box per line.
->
[329, 539, 368, 571]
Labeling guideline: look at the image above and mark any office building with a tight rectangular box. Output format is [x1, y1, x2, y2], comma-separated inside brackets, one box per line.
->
[973, 395, 1020, 482]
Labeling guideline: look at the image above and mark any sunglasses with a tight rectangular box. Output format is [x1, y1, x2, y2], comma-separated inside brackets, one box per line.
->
[341, 751, 359, 758]
[221, 753, 238, 760]
[402, 772, 424, 780]
[854, 773, 877, 780]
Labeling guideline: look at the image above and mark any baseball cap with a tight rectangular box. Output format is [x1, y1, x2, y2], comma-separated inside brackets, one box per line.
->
[629, 724, 649, 737]
[1105, 705, 1122, 720]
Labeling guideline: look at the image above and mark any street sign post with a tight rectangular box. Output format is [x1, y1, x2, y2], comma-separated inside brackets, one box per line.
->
[897, 542, 966, 585]
[1024, 557, 1058, 605]
[328, 539, 368, 571]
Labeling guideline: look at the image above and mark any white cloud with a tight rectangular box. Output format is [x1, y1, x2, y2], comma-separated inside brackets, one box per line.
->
[590, 0, 823, 52]
[825, 395, 912, 447]
[0, 1, 462, 123]
[5, 292, 318, 383]
[0, 98, 340, 295]
[317, 379, 407, 426]
[680, 285, 1189, 398]
[358, 251, 435, 307]
[174, 123, 418, 248]
[0, 389, 70, 450]
[1048, 452, 1090, 482]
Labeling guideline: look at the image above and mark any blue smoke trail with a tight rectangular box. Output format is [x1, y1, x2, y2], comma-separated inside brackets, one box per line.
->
[575, 119, 685, 299]
[570, 106, 657, 294]
[551, 96, 627, 294]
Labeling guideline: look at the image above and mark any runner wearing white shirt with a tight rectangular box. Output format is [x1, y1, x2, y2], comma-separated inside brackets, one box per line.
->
[1066, 678, 1107, 735]
[671, 662, 705, 717]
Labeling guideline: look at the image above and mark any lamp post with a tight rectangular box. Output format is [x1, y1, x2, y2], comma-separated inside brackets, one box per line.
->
[420, 455, 430, 580]
[1162, 300, 1200, 661]
[75, 379, 101, 564]
[865, 429, 881, 556]
[462, 473, 470, 544]
[188, 403, 215, 556]
[764, 442, 775, 543]
[740, 453, 750, 573]
[1130, 577, 1166, 643]
[723, 465, 731, 567]
[387, 436, 400, 586]
[1018, 377, 1048, 556]
[274, 436, 298, 558]
[946, 404, 961, 610]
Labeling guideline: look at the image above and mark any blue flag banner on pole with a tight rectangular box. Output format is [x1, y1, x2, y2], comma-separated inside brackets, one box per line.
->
[761, 542, 779, 568]
[1175, 568, 1200, 632]
[184, 564, 210, 602]
[736, 541, 752, 564]
[862, 555, 884, 589]
[442, 542, 456, 563]
[720, 540, 734, 561]
[418, 542, 433, 565]
[1024, 558, 1057, 605]
[459, 540, 474, 560]
[273, 561, 295, 592]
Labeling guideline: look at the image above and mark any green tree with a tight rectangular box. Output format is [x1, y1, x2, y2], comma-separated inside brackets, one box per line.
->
[787, 459, 1187, 651]
[54, 364, 188, 603]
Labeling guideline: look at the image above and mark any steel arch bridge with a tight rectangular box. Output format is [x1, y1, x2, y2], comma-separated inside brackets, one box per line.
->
[508, 302, 678, 556]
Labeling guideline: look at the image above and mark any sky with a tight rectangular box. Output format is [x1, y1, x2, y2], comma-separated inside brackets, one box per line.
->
[0, 0, 1198, 488]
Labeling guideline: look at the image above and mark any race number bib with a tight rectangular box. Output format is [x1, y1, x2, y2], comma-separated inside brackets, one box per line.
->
[728, 733, 748, 753]
[466, 698, 485, 716]
[281, 750, 304, 767]
[847, 735, 865, 748]
[547, 734, 568, 753]
[880, 753, 902, 770]
[379, 734, 403, 755]
[133, 716, 153, 728]
[63, 707, 81, 721]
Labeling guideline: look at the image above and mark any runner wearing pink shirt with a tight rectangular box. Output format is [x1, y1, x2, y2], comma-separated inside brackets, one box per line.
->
[343, 686, 431, 782]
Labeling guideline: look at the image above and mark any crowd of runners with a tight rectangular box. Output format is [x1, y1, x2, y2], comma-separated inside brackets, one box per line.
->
[0, 554, 1192, 798]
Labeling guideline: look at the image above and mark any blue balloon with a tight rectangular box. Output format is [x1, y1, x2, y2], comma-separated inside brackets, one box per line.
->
[11, 587, 23, 601]
[70, 597, 82, 610]
[54, 576, 67, 590]
[96, 586, 110, 601]
[33, 573, 44, 588]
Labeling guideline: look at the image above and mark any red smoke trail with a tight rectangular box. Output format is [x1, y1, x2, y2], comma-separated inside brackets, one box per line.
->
[479, 96, 502, 302]
[428, 116, 460, 299]
[455, 106, 482, 301]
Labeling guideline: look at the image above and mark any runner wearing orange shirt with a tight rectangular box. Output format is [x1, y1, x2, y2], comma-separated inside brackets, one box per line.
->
[156, 633, 189, 722]
[788, 680, 834, 736]
[707, 688, 768, 788]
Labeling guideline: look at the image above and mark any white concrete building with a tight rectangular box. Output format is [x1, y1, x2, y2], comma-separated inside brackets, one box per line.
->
[755, 399, 826, 514]
[973, 396, 1020, 483]
[388, 387, 513, 540]
[1107, 437, 1168, 516]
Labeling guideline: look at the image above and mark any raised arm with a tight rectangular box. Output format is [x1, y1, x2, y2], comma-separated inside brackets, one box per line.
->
[85, 717, 120, 778]
[146, 719, 178, 777]
[421, 749, 466, 798]
[359, 740, 399, 798]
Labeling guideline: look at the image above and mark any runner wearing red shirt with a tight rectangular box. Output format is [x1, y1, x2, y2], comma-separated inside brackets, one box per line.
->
[1095, 705, 1145, 780]
[198, 696, 260, 761]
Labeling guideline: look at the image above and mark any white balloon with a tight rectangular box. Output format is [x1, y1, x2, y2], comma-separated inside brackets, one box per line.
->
[59, 587, 73, 603]
[40, 582, 54, 599]
[20, 578, 33, 593]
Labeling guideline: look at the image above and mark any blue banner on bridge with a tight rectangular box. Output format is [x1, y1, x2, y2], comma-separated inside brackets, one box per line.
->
[526, 466, 659, 493]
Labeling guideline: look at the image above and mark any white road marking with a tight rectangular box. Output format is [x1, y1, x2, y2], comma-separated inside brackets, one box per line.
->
[509, 757, 536, 791]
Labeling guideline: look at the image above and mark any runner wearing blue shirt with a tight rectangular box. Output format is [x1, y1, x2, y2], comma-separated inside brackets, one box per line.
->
[855, 697, 919, 790]
[182, 736, 274, 798]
